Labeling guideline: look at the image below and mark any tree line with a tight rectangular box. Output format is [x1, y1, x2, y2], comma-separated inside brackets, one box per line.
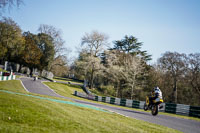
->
[72, 31, 200, 106]
[0, 17, 69, 76]
[0, 17, 199, 106]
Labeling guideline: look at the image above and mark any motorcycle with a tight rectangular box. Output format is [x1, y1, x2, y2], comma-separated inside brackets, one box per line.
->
[144, 96, 163, 116]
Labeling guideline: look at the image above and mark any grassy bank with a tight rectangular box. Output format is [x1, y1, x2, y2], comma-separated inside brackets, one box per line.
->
[0, 80, 180, 133]
[0, 80, 27, 93]
[53, 77, 83, 85]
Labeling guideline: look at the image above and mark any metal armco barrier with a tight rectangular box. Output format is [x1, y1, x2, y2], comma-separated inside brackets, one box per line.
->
[189, 106, 200, 118]
[110, 97, 115, 104]
[95, 96, 98, 101]
[115, 98, 120, 105]
[165, 103, 177, 114]
[176, 104, 190, 116]
[126, 99, 133, 107]
[74, 91, 200, 118]
[102, 97, 106, 102]
[132, 100, 140, 108]
[120, 99, 126, 106]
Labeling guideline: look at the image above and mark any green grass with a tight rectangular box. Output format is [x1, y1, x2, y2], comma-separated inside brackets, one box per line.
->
[15, 75, 21, 79]
[44, 81, 84, 98]
[0, 68, 7, 72]
[0, 80, 181, 133]
[0, 80, 27, 93]
[53, 77, 83, 85]
[44, 82, 200, 122]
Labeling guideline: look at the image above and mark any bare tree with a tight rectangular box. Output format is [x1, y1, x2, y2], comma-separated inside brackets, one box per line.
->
[50, 55, 69, 77]
[159, 51, 187, 103]
[77, 31, 109, 88]
[81, 30, 109, 57]
[103, 50, 144, 98]
[103, 50, 123, 97]
[75, 51, 104, 89]
[38, 24, 66, 56]
[38, 24, 70, 75]
[123, 54, 144, 99]
[0, 0, 23, 15]
[187, 53, 200, 97]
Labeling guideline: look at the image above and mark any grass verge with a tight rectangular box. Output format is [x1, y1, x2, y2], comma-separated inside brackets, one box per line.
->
[53, 77, 83, 85]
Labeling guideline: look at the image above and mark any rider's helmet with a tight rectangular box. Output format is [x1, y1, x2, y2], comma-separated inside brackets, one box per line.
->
[154, 86, 160, 92]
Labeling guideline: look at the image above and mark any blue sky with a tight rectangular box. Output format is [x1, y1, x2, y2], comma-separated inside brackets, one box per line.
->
[2, 0, 200, 63]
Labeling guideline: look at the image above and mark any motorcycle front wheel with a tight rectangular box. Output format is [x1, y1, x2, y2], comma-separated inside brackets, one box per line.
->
[151, 105, 158, 116]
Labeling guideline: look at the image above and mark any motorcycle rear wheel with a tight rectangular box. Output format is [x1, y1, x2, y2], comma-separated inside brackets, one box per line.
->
[144, 103, 148, 111]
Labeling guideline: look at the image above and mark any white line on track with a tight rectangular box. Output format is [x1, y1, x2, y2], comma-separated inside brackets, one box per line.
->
[19, 79, 29, 92]
[41, 81, 66, 98]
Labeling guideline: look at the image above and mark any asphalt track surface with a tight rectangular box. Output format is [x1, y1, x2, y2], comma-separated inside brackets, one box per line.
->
[20, 77, 200, 133]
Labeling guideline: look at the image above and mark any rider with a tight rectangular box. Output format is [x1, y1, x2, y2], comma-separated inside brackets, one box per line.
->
[149, 86, 162, 106]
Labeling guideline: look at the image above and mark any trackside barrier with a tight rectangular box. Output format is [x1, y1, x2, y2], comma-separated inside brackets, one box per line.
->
[106, 97, 110, 103]
[0, 75, 16, 81]
[160, 103, 166, 112]
[95, 96, 98, 101]
[165, 103, 177, 114]
[74, 91, 200, 118]
[176, 104, 190, 116]
[110, 97, 115, 104]
[120, 99, 126, 106]
[115, 98, 121, 105]
[139, 101, 145, 109]
[190, 106, 200, 118]
[102, 97, 106, 102]
[126, 99, 133, 107]
[98, 96, 102, 102]
[132, 100, 140, 108]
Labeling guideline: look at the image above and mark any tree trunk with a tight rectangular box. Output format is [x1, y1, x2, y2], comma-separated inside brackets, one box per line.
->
[90, 63, 96, 89]
[116, 82, 119, 97]
[90, 69, 94, 89]
[173, 78, 177, 103]
[18, 64, 22, 73]
[131, 83, 134, 100]
[30, 68, 33, 77]
[131, 76, 136, 100]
